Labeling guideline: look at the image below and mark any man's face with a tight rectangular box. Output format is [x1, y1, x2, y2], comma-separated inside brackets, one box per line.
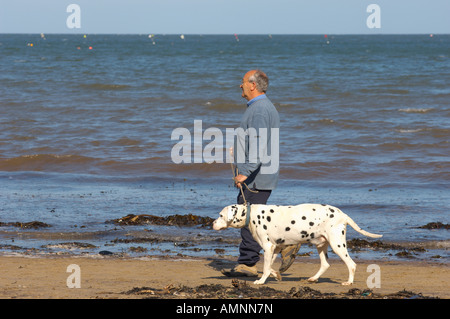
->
[240, 72, 255, 101]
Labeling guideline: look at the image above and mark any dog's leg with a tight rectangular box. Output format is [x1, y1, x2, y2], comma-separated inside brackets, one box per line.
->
[307, 240, 329, 283]
[254, 244, 276, 285]
[328, 226, 356, 285]
[269, 247, 282, 281]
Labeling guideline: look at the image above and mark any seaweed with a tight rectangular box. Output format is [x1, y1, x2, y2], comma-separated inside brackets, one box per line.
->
[123, 280, 438, 299]
[417, 222, 449, 230]
[109, 213, 214, 227]
[0, 220, 51, 229]
[347, 238, 426, 258]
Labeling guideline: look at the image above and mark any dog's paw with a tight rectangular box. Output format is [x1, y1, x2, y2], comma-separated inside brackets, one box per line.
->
[341, 281, 353, 286]
[307, 277, 318, 283]
[270, 270, 282, 281]
[253, 279, 266, 285]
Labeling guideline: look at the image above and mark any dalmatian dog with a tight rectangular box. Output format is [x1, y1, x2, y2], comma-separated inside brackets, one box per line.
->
[213, 203, 382, 285]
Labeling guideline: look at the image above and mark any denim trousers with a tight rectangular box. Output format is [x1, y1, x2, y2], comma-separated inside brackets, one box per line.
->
[236, 187, 272, 266]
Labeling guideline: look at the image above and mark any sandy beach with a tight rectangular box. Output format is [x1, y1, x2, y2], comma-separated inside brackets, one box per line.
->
[0, 254, 447, 299]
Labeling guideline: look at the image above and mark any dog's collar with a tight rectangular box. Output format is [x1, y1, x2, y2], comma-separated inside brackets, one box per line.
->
[244, 202, 251, 227]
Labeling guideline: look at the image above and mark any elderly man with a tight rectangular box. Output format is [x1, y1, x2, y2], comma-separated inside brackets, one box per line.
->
[224, 70, 300, 277]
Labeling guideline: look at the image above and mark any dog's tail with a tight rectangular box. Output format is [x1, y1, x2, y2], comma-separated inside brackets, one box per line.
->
[345, 215, 383, 238]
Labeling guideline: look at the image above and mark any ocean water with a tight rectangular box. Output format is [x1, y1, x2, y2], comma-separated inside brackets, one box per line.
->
[0, 34, 448, 261]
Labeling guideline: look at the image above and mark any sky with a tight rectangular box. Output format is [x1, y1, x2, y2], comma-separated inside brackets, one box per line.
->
[0, 0, 449, 34]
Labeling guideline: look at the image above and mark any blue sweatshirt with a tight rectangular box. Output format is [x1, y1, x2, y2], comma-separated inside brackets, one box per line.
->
[234, 95, 280, 190]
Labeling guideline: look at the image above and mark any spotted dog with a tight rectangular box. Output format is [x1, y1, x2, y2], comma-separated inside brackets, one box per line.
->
[213, 203, 382, 285]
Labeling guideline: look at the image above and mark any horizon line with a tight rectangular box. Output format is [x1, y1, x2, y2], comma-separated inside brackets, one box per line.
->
[1, 32, 447, 36]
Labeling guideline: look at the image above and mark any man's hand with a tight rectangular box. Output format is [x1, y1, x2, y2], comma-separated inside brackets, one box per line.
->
[234, 174, 248, 188]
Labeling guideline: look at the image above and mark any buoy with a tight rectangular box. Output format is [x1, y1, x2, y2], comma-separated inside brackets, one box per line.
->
[88, 46, 93, 50]
[83, 34, 87, 38]
[180, 34, 185, 40]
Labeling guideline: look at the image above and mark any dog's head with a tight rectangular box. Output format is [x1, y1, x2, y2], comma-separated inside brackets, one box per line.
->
[213, 204, 248, 230]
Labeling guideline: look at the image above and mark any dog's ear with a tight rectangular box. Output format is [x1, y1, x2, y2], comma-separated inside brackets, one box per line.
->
[227, 205, 238, 222]
[226, 206, 234, 222]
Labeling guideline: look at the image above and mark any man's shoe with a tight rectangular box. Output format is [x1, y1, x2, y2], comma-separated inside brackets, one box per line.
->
[221, 264, 258, 277]
[279, 244, 301, 273]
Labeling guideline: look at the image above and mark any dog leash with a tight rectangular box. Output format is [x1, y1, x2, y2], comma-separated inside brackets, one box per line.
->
[232, 167, 254, 228]
[244, 201, 252, 227]
[229, 148, 258, 204]
[229, 148, 257, 227]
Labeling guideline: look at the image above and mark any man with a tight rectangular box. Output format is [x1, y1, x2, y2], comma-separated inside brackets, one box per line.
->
[224, 70, 300, 278]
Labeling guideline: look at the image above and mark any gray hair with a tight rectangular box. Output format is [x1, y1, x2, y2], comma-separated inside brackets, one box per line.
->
[248, 70, 269, 93]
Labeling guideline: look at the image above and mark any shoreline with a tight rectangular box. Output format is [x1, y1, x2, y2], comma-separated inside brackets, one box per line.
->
[0, 254, 448, 299]
[1, 212, 448, 263]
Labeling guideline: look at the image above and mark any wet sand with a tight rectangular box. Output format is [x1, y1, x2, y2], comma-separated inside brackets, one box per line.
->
[0, 255, 448, 299]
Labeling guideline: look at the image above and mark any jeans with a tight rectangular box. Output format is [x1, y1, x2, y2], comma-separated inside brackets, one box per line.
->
[236, 187, 272, 266]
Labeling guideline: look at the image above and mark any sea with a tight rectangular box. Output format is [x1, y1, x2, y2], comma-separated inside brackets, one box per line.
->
[0, 34, 448, 262]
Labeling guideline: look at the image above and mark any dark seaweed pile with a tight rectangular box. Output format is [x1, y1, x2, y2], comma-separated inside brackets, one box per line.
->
[124, 279, 437, 299]
[417, 222, 449, 230]
[108, 214, 214, 227]
[0, 221, 51, 229]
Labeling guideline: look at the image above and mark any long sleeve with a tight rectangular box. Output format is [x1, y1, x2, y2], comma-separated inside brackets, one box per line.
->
[234, 97, 279, 190]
